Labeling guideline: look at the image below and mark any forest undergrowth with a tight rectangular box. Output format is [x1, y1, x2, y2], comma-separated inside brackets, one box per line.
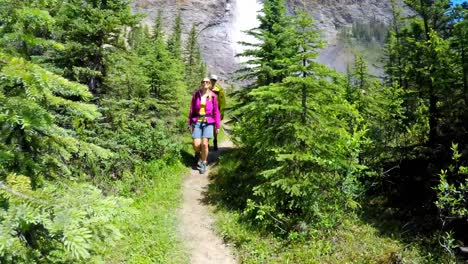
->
[1, 0, 467, 262]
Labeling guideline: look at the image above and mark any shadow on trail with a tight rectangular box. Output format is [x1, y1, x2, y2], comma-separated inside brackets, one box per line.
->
[180, 146, 234, 169]
[200, 146, 257, 211]
[180, 148, 196, 168]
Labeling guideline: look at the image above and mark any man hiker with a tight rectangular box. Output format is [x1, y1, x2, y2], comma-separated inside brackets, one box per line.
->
[209, 74, 225, 151]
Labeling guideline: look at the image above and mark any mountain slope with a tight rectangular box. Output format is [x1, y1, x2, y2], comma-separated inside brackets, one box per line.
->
[132, 0, 413, 80]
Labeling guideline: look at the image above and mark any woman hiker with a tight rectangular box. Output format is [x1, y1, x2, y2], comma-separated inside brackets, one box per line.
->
[187, 77, 221, 174]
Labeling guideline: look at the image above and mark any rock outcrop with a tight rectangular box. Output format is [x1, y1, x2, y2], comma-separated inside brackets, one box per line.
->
[132, 0, 412, 81]
[287, 0, 413, 73]
[132, 0, 235, 81]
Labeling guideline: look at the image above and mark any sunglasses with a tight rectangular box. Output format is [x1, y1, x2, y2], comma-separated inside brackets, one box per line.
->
[201, 81, 210, 83]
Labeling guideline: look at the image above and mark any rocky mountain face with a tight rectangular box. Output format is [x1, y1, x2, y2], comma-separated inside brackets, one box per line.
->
[286, 0, 413, 74]
[132, 0, 412, 81]
[132, 0, 235, 80]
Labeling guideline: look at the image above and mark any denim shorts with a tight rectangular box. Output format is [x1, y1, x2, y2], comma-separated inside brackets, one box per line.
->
[192, 122, 214, 139]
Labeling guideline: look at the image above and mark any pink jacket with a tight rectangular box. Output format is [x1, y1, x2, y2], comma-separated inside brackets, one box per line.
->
[188, 90, 221, 129]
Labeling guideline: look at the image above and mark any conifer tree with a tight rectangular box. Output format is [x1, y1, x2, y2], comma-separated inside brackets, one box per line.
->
[0, 0, 59, 58]
[0, 52, 109, 183]
[451, 5, 468, 107]
[128, 25, 151, 51]
[233, 8, 365, 232]
[0, 2, 189, 262]
[153, 10, 164, 41]
[237, 0, 297, 88]
[144, 17, 185, 103]
[348, 54, 405, 164]
[168, 13, 183, 60]
[185, 24, 205, 89]
[51, 0, 138, 95]
[101, 16, 185, 164]
[400, 0, 458, 145]
[385, 0, 405, 87]
[380, 1, 468, 245]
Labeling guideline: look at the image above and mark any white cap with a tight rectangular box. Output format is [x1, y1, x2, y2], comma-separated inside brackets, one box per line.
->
[209, 74, 218, 81]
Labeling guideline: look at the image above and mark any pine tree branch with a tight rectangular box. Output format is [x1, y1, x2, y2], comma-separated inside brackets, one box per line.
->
[0, 181, 46, 204]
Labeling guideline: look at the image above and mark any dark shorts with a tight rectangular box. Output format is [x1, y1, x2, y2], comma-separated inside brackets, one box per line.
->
[192, 122, 214, 139]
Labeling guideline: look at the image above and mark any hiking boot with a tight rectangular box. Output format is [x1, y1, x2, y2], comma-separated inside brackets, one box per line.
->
[198, 162, 207, 174]
[213, 139, 218, 151]
[196, 160, 203, 170]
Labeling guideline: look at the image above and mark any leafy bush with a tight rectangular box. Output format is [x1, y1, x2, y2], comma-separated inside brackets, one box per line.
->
[435, 143, 468, 222]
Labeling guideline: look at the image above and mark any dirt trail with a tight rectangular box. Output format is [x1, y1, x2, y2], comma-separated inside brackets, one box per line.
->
[178, 138, 236, 264]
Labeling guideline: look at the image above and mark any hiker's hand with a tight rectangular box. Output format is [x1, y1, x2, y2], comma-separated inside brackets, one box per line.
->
[215, 129, 219, 135]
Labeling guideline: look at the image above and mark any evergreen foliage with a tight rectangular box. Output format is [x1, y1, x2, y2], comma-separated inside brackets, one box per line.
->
[351, 18, 389, 45]
[0, 52, 109, 183]
[184, 24, 206, 90]
[50, 0, 139, 94]
[236, 0, 296, 89]
[0, 0, 194, 261]
[378, 0, 468, 251]
[232, 4, 365, 233]
[167, 12, 183, 60]
[346, 54, 405, 164]
[2, 0, 468, 261]
[0, 174, 129, 263]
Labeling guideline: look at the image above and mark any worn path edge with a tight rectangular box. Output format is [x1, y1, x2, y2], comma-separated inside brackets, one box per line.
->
[178, 133, 237, 264]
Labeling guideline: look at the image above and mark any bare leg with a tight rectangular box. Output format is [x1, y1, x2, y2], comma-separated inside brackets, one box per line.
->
[193, 139, 202, 159]
[201, 138, 209, 163]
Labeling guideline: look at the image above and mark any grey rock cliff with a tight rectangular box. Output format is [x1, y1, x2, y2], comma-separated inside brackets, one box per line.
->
[132, 0, 412, 81]
[132, 0, 235, 81]
[287, 0, 413, 74]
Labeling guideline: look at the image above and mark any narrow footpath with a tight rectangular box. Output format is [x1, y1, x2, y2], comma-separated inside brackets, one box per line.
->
[178, 136, 237, 264]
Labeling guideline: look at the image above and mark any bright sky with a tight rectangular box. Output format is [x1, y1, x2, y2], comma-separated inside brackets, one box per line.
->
[452, 0, 465, 4]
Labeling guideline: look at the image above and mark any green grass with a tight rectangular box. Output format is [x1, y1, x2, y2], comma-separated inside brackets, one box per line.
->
[104, 160, 189, 264]
[208, 147, 457, 264]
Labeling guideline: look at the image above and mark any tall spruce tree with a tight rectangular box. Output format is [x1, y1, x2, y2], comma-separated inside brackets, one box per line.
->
[184, 24, 205, 90]
[144, 15, 185, 103]
[167, 12, 183, 60]
[237, 0, 296, 89]
[51, 0, 138, 95]
[451, 4, 468, 107]
[233, 8, 365, 232]
[347, 54, 405, 164]
[400, 0, 457, 145]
